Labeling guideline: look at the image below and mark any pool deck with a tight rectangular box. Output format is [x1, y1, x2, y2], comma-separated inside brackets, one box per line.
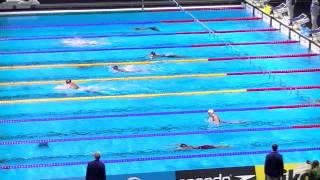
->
[245, 0, 320, 47]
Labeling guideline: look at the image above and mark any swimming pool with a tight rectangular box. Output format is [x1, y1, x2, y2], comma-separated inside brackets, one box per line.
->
[0, 5, 320, 179]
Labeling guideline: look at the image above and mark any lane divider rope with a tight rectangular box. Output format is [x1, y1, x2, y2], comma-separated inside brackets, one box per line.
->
[1, 103, 319, 124]
[1, 68, 320, 86]
[0, 73, 227, 86]
[0, 40, 297, 55]
[0, 85, 319, 104]
[0, 17, 261, 29]
[0, 28, 278, 41]
[1, 53, 317, 70]
[0, 147, 320, 170]
[146, 7, 244, 12]
[0, 124, 319, 146]
[161, 17, 261, 23]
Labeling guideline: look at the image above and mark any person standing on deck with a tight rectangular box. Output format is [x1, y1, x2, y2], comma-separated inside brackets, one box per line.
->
[265, 144, 284, 180]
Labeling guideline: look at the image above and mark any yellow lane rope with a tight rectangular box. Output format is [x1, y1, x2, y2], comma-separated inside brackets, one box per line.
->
[0, 89, 246, 104]
[0, 58, 208, 70]
[0, 73, 227, 86]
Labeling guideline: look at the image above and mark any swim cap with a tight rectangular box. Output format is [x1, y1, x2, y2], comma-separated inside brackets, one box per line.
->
[208, 109, 214, 113]
[66, 79, 71, 84]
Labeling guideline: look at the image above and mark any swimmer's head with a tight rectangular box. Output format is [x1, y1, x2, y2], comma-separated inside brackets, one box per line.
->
[150, 27, 159, 31]
[208, 109, 214, 114]
[272, 144, 278, 151]
[38, 142, 49, 148]
[93, 151, 101, 160]
[180, 144, 188, 147]
[149, 51, 156, 59]
[66, 79, 72, 84]
[112, 65, 119, 70]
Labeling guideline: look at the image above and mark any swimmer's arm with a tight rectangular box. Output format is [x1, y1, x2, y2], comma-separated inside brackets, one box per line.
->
[120, 69, 129, 73]
[216, 115, 221, 123]
[220, 120, 247, 124]
[167, 144, 181, 147]
[175, 147, 190, 151]
[164, 55, 185, 58]
[215, 145, 231, 149]
[114, 69, 129, 73]
[213, 116, 220, 127]
[149, 56, 154, 60]
[171, 147, 184, 151]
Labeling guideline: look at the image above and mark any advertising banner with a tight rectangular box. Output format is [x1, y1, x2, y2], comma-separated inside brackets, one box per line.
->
[105, 163, 310, 180]
[255, 163, 310, 180]
[175, 166, 256, 180]
[108, 171, 176, 180]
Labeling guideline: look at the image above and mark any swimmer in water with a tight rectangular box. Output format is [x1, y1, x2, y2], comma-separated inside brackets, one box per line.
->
[66, 79, 79, 90]
[38, 142, 49, 148]
[175, 143, 231, 151]
[208, 109, 221, 127]
[207, 109, 247, 127]
[112, 65, 143, 73]
[56, 80, 101, 94]
[112, 65, 129, 73]
[134, 26, 160, 31]
[62, 37, 100, 47]
[149, 51, 184, 59]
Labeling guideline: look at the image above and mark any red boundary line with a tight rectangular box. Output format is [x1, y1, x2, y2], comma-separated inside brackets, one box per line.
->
[247, 85, 320, 92]
[192, 40, 298, 48]
[208, 53, 319, 61]
[161, 17, 261, 23]
[147, 7, 244, 12]
[227, 68, 320, 75]
[293, 124, 320, 128]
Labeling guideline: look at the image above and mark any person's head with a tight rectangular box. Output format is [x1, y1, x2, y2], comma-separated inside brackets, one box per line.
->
[112, 65, 119, 70]
[150, 27, 159, 31]
[208, 109, 214, 115]
[150, 51, 156, 56]
[66, 79, 72, 84]
[306, 160, 311, 164]
[38, 142, 48, 147]
[180, 144, 188, 148]
[272, 144, 278, 152]
[312, 160, 319, 168]
[93, 151, 101, 160]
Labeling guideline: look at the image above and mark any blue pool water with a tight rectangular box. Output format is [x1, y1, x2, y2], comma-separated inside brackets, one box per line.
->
[0, 7, 320, 179]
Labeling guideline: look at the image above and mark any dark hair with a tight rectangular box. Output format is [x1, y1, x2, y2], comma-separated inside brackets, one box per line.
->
[112, 65, 118, 69]
[180, 144, 188, 147]
[38, 142, 49, 148]
[272, 144, 278, 151]
[150, 51, 156, 55]
[66, 79, 71, 84]
[312, 160, 319, 168]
